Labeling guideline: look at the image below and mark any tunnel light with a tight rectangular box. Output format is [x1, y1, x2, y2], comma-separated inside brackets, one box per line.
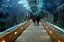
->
[18, 1, 23, 4]
[50, 31, 52, 34]
[1, 40, 5, 42]
[7, 0, 9, 2]
[18, 0, 28, 5]
[38, 5, 42, 7]
[21, 27, 23, 29]
[24, 4, 29, 7]
[26, 25, 27, 26]
[44, 24, 45, 25]
[46, 26, 48, 29]
[58, 40, 60, 42]
[10, 36, 12, 38]
[30, 20, 32, 22]
[2, 4, 5, 6]
[15, 32, 17, 34]
[18, 0, 31, 11]
[17, 0, 23, 4]
[48, 22, 64, 33]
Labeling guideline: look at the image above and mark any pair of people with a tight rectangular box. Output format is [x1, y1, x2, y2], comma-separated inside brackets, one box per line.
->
[32, 16, 40, 26]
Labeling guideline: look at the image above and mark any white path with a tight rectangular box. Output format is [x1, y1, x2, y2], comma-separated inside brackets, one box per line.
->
[15, 22, 52, 42]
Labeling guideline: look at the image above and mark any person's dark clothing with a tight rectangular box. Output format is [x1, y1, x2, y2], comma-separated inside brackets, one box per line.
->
[32, 17, 36, 25]
[36, 16, 40, 25]
[33, 17, 36, 22]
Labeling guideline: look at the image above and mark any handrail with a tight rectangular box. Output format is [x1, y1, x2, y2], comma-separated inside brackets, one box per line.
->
[45, 21, 64, 33]
[0, 21, 27, 38]
[42, 19, 64, 38]
[0, 20, 32, 42]
[41, 20, 64, 42]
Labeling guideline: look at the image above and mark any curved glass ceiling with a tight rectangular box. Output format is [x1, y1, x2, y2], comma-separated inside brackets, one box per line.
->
[18, 0, 31, 11]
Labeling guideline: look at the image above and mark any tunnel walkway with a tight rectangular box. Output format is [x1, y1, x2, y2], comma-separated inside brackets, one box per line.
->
[15, 22, 52, 42]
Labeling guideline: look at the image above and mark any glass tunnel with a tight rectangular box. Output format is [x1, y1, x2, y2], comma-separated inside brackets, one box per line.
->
[0, 0, 64, 42]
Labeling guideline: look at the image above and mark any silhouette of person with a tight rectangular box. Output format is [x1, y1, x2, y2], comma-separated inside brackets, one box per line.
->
[32, 16, 36, 25]
[36, 16, 40, 26]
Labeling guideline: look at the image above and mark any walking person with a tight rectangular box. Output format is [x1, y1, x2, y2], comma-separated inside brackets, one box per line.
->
[36, 16, 40, 26]
[32, 16, 36, 25]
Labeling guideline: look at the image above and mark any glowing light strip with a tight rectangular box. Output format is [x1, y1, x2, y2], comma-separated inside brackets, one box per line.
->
[47, 22, 64, 33]
[0, 21, 27, 35]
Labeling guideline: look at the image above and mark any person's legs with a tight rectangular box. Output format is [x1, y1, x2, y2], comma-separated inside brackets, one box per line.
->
[38, 22, 39, 26]
[33, 21, 36, 26]
[37, 21, 39, 26]
[34, 22, 35, 25]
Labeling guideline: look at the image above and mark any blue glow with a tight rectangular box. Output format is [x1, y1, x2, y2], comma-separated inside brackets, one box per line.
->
[47, 22, 64, 33]
[24, 4, 29, 7]
[7, 0, 9, 2]
[18, 0, 31, 11]
[18, 1, 23, 4]
[37, 0, 44, 11]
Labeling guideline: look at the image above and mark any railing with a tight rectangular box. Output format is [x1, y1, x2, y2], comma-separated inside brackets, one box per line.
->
[43, 19, 64, 39]
[41, 19, 64, 42]
[0, 21, 27, 38]
[0, 20, 32, 42]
